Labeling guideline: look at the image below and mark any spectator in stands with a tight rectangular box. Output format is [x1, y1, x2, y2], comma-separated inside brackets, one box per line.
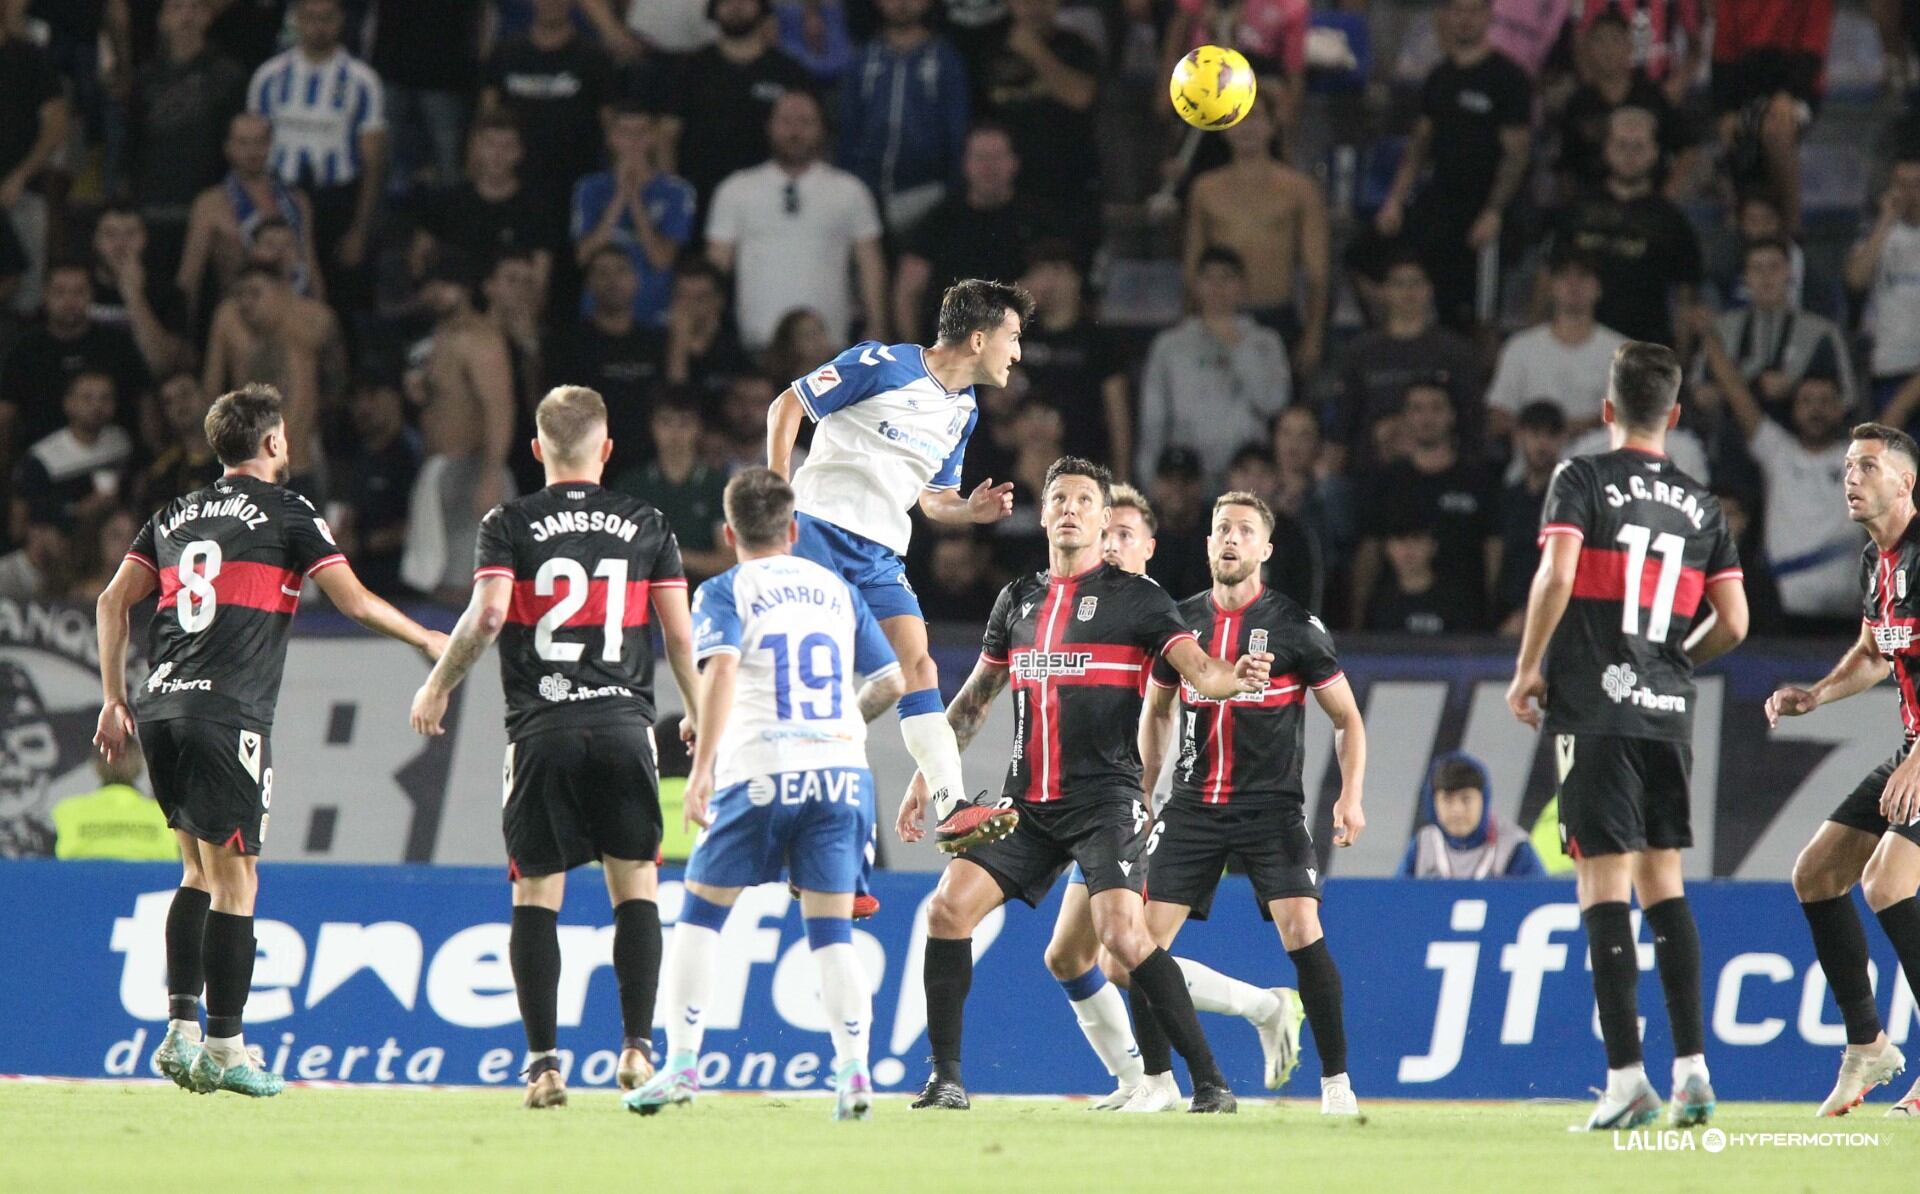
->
[1163, 0, 1309, 125]
[1552, 106, 1702, 346]
[663, 259, 751, 396]
[11, 371, 132, 543]
[1699, 318, 1863, 633]
[1399, 753, 1544, 878]
[481, 0, 617, 213]
[89, 206, 190, 377]
[1713, 482, 1785, 635]
[999, 399, 1069, 570]
[334, 379, 422, 598]
[1375, 0, 1531, 331]
[973, 0, 1101, 207]
[656, 0, 812, 212]
[1364, 514, 1466, 635]
[1710, 0, 1834, 234]
[126, 0, 248, 281]
[839, 0, 971, 234]
[1018, 241, 1132, 477]
[709, 372, 779, 474]
[203, 263, 345, 496]
[1271, 404, 1356, 571]
[571, 102, 696, 330]
[0, 501, 74, 602]
[1485, 248, 1624, 441]
[1328, 252, 1483, 470]
[1135, 247, 1290, 485]
[481, 250, 548, 494]
[921, 528, 1004, 623]
[547, 247, 665, 462]
[1144, 446, 1213, 596]
[0, 262, 149, 454]
[247, 0, 388, 302]
[894, 124, 1054, 344]
[1183, 86, 1329, 376]
[178, 113, 322, 320]
[0, 14, 68, 315]
[1703, 237, 1854, 419]
[1847, 149, 1920, 412]
[613, 387, 733, 582]
[1707, 192, 1805, 309]
[763, 307, 835, 387]
[775, 0, 854, 81]
[52, 751, 175, 862]
[415, 114, 561, 312]
[1352, 382, 1498, 632]
[134, 370, 220, 511]
[1555, 8, 1693, 199]
[631, 0, 718, 54]
[1494, 401, 1569, 632]
[706, 90, 887, 351]
[367, 0, 487, 194]
[1572, 0, 1701, 104]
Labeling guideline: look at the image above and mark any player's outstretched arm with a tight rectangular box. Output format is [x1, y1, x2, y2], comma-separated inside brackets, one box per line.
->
[1684, 577, 1750, 667]
[918, 480, 1016, 527]
[1505, 533, 1580, 728]
[313, 563, 449, 661]
[1313, 676, 1368, 847]
[652, 584, 701, 737]
[406, 576, 510, 735]
[683, 653, 739, 831]
[766, 388, 805, 480]
[1164, 637, 1272, 701]
[1766, 621, 1889, 729]
[93, 559, 158, 762]
[1137, 680, 1178, 807]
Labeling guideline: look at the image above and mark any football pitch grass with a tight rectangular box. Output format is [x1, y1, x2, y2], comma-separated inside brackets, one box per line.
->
[2, 1085, 1914, 1193]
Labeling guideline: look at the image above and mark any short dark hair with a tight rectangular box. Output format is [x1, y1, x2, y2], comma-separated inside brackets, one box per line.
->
[1743, 235, 1794, 265]
[1197, 245, 1247, 276]
[1547, 244, 1601, 278]
[204, 383, 284, 466]
[65, 368, 117, 399]
[651, 385, 704, 420]
[1608, 341, 1683, 430]
[46, 257, 91, 284]
[1432, 757, 1484, 794]
[1516, 400, 1567, 434]
[1042, 455, 1113, 507]
[1228, 442, 1274, 471]
[1852, 422, 1920, 473]
[469, 111, 521, 140]
[724, 467, 795, 548]
[1110, 483, 1157, 535]
[936, 278, 1035, 345]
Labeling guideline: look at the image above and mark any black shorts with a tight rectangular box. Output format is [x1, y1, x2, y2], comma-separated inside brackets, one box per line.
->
[1144, 799, 1320, 920]
[1554, 732, 1693, 858]
[960, 792, 1149, 907]
[1829, 741, 1920, 847]
[141, 717, 273, 854]
[503, 723, 661, 879]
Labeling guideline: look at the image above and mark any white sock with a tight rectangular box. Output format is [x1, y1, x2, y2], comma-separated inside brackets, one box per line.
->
[205, 1033, 247, 1066]
[1606, 1063, 1648, 1099]
[1672, 1054, 1709, 1086]
[1321, 1071, 1350, 1089]
[812, 942, 873, 1068]
[662, 922, 721, 1059]
[1177, 957, 1279, 1021]
[1070, 982, 1145, 1083]
[169, 1018, 202, 1043]
[899, 711, 966, 819]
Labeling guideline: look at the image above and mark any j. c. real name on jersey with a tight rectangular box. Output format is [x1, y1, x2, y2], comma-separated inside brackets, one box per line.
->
[1602, 474, 1708, 529]
[524, 507, 641, 543]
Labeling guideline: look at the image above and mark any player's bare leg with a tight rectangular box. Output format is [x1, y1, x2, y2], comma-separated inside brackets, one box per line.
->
[916, 860, 1008, 1109]
[603, 856, 661, 1092]
[1630, 848, 1713, 1126]
[186, 842, 283, 1097]
[883, 615, 1015, 851]
[153, 830, 210, 1090]
[511, 871, 569, 1108]
[628, 879, 742, 1114]
[1089, 888, 1234, 1113]
[1273, 897, 1349, 1113]
[1796, 821, 1907, 1115]
[1045, 881, 1144, 1108]
[1574, 851, 1660, 1129]
[1861, 833, 1920, 1116]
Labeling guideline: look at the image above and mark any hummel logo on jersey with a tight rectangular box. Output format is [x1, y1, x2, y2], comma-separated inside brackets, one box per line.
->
[1077, 596, 1099, 622]
[1011, 650, 1095, 680]
[1875, 624, 1915, 654]
[1602, 662, 1687, 712]
[856, 345, 897, 367]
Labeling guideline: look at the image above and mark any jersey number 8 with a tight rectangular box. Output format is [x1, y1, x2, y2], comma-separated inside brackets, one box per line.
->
[177, 540, 223, 633]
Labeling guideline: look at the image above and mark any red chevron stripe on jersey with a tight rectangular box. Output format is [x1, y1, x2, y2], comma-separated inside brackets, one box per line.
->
[504, 579, 655, 628]
[156, 561, 303, 615]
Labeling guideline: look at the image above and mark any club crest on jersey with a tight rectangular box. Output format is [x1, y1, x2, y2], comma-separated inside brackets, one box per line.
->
[1249, 628, 1269, 654]
[1077, 596, 1098, 622]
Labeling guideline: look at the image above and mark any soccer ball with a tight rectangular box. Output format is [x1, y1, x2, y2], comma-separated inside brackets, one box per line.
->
[1169, 45, 1257, 130]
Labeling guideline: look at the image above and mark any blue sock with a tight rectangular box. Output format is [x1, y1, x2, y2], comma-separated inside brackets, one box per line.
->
[1059, 964, 1106, 1003]
[897, 687, 943, 719]
[806, 916, 853, 949]
[680, 893, 731, 932]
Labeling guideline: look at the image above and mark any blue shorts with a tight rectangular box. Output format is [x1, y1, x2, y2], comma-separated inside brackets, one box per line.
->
[686, 768, 876, 894]
[1066, 863, 1086, 886]
[794, 512, 922, 622]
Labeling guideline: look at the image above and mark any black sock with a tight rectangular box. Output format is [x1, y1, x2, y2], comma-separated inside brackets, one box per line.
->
[1288, 938, 1348, 1077]
[923, 937, 972, 1081]
[1583, 901, 1642, 1070]
[1129, 949, 1224, 1089]
[612, 898, 661, 1047]
[1804, 895, 1884, 1045]
[165, 886, 210, 1023]
[1876, 898, 1920, 1019]
[510, 906, 561, 1055]
[201, 910, 255, 1040]
[1127, 981, 1174, 1076]
[1643, 897, 1704, 1058]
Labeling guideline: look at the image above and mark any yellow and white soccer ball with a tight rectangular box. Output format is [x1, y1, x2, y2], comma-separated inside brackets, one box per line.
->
[1169, 44, 1258, 130]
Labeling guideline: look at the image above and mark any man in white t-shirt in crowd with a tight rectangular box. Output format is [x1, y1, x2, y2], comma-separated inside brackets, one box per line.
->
[706, 90, 888, 352]
[1486, 248, 1624, 442]
[1696, 311, 1862, 633]
[1846, 147, 1920, 413]
[1705, 237, 1854, 418]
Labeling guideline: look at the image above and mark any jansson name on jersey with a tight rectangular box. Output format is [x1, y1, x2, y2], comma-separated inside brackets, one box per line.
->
[1601, 474, 1708, 530]
[158, 494, 271, 537]
[525, 509, 641, 543]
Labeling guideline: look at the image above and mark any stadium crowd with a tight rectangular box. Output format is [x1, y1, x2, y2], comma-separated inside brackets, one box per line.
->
[0, 0, 1904, 636]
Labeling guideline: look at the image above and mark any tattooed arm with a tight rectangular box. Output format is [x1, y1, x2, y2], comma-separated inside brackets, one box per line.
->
[857, 667, 910, 724]
[409, 576, 512, 735]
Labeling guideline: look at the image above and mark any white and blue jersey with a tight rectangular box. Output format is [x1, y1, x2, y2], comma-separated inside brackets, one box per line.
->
[689, 554, 899, 892]
[246, 48, 386, 188]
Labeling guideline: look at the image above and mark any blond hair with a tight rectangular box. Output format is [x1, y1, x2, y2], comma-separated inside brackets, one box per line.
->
[535, 385, 607, 463]
[1109, 484, 1157, 535]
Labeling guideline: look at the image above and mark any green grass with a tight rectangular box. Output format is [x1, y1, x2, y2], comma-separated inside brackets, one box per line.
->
[1, 1085, 1913, 1193]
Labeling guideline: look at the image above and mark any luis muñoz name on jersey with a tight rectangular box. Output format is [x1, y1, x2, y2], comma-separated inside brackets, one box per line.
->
[159, 494, 270, 536]
[1602, 475, 1708, 530]
[526, 509, 641, 543]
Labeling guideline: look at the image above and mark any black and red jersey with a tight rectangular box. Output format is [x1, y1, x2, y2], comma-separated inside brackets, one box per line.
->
[475, 482, 685, 740]
[1860, 515, 1920, 740]
[1537, 449, 1742, 742]
[981, 562, 1196, 804]
[127, 474, 347, 731]
[1148, 586, 1344, 807]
